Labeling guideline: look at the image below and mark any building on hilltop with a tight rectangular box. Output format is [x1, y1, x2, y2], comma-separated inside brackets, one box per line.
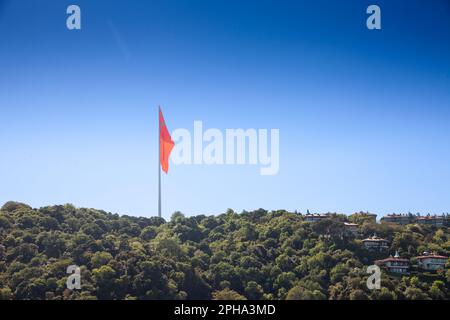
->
[416, 215, 445, 227]
[380, 213, 414, 225]
[304, 213, 330, 223]
[381, 213, 446, 226]
[375, 251, 410, 274]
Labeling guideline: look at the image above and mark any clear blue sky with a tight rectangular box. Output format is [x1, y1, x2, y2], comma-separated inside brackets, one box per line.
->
[1, 0, 450, 219]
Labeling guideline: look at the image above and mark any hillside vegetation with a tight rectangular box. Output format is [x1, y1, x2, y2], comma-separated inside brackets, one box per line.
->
[0, 201, 449, 300]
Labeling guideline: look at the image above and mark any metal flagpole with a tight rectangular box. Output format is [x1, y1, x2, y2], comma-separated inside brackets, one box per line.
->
[158, 106, 162, 218]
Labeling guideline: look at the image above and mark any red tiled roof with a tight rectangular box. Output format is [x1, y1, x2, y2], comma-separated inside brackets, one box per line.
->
[416, 216, 444, 220]
[384, 214, 409, 218]
[376, 257, 409, 263]
[416, 255, 448, 260]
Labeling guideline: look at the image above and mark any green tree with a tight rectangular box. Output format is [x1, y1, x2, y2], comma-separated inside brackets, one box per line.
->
[212, 288, 247, 300]
[91, 251, 113, 268]
[404, 287, 430, 300]
[0, 287, 13, 300]
[286, 286, 326, 300]
[245, 281, 264, 300]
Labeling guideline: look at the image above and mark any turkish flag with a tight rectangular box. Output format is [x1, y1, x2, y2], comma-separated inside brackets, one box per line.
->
[159, 107, 174, 173]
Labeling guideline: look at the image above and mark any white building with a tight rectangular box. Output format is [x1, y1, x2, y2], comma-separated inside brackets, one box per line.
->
[380, 214, 413, 225]
[375, 252, 410, 274]
[416, 253, 448, 271]
[416, 215, 445, 227]
[304, 213, 329, 223]
[362, 234, 389, 251]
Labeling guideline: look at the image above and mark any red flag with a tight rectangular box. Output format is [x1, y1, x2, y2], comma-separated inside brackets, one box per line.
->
[159, 107, 174, 173]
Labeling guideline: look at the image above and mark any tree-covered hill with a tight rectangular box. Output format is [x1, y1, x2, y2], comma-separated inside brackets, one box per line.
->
[0, 201, 449, 300]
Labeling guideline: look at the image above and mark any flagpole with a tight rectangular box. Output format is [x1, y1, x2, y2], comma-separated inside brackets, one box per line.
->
[158, 106, 162, 218]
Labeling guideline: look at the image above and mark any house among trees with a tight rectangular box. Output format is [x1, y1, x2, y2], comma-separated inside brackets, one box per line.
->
[416, 253, 448, 271]
[380, 213, 447, 227]
[375, 251, 410, 274]
[380, 213, 414, 225]
[344, 222, 359, 236]
[362, 234, 389, 251]
[304, 213, 330, 223]
[416, 215, 445, 227]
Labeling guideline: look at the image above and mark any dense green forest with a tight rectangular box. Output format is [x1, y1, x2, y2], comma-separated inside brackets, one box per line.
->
[0, 201, 449, 300]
